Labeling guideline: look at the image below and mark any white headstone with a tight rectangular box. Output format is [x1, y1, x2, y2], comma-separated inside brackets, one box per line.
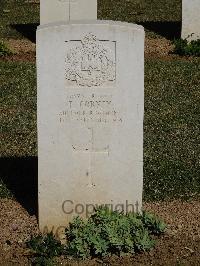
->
[40, 0, 97, 25]
[182, 0, 200, 40]
[37, 21, 144, 236]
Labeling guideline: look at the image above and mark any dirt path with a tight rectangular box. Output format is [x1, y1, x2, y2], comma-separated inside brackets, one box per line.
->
[0, 199, 199, 265]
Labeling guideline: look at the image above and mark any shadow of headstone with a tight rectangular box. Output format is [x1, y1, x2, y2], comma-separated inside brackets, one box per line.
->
[0, 157, 38, 217]
[11, 23, 39, 43]
[139, 21, 181, 40]
[11, 21, 182, 42]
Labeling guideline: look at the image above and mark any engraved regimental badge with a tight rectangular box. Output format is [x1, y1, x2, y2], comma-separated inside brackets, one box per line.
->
[65, 33, 116, 87]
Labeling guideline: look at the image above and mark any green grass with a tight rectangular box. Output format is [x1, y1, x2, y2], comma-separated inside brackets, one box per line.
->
[0, 0, 181, 39]
[144, 59, 200, 200]
[0, 62, 37, 157]
[0, 40, 12, 56]
[0, 0, 39, 39]
[0, 178, 13, 198]
[0, 59, 199, 200]
[98, 0, 181, 23]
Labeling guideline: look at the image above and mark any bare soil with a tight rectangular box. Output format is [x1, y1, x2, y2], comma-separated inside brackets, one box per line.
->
[5, 39, 36, 54]
[0, 39, 36, 62]
[0, 52, 36, 63]
[0, 199, 199, 265]
[145, 37, 173, 57]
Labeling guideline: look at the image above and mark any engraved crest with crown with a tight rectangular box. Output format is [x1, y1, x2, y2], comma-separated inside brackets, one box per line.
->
[65, 33, 116, 87]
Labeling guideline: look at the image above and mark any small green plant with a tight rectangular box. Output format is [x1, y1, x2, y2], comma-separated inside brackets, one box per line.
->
[173, 36, 200, 56]
[27, 233, 64, 266]
[27, 208, 166, 263]
[141, 211, 166, 235]
[65, 207, 166, 259]
[0, 40, 12, 57]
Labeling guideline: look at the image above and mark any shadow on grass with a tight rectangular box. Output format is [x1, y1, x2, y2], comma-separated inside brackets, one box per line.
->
[11, 23, 39, 43]
[139, 21, 181, 40]
[0, 157, 38, 217]
[11, 21, 181, 42]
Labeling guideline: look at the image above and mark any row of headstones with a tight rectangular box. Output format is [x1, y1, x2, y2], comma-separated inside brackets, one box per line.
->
[41, 0, 200, 40]
[37, 0, 199, 237]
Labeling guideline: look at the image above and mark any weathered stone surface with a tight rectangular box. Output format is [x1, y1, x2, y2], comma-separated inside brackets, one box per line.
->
[182, 0, 200, 40]
[40, 0, 97, 25]
[37, 21, 144, 236]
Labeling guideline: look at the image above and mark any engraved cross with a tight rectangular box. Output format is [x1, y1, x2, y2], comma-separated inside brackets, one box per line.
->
[72, 127, 109, 188]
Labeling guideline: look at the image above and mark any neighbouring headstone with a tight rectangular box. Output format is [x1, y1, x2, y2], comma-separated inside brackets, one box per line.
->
[37, 21, 144, 237]
[40, 0, 97, 25]
[182, 0, 200, 40]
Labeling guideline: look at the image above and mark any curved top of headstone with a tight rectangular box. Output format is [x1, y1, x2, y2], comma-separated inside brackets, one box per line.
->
[37, 20, 144, 32]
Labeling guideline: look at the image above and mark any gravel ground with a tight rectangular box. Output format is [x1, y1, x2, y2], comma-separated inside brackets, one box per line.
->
[0, 199, 38, 265]
[0, 199, 199, 265]
[145, 37, 173, 57]
[5, 39, 36, 54]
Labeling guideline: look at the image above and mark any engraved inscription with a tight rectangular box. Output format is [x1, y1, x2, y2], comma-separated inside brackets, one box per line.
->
[58, 93, 122, 188]
[59, 94, 122, 124]
[65, 33, 116, 87]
